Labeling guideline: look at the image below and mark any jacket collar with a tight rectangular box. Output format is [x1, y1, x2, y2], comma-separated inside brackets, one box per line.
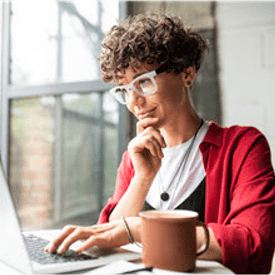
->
[201, 121, 223, 148]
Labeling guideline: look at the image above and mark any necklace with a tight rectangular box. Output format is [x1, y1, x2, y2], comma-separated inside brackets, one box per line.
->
[159, 120, 204, 203]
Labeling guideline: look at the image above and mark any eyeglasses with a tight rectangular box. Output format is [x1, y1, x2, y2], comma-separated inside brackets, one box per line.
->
[110, 64, 167, 104]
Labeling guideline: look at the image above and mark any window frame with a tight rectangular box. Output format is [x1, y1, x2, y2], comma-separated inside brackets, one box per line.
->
[0, 1, 128, 224]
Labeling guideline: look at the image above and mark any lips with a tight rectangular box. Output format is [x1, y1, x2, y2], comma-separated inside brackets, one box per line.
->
[137, 108, 156, 119]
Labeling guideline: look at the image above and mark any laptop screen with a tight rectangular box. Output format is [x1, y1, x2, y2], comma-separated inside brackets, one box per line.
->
[0, 163, 33, 273]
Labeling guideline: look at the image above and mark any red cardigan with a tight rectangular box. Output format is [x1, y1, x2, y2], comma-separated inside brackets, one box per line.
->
[98, 122, 275, 274]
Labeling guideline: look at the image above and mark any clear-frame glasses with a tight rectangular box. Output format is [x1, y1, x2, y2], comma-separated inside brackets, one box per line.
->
[110, 65, 167, 104]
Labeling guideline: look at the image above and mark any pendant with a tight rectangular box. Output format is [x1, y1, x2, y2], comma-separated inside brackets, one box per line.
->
[160, 192, 170, 201]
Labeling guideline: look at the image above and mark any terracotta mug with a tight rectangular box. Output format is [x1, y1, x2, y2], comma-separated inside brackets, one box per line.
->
[139, 210, 209, 272]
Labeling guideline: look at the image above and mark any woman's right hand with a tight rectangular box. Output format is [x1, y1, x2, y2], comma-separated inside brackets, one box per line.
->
[128, 117, 167, 182]
[45, 217, 142, 254]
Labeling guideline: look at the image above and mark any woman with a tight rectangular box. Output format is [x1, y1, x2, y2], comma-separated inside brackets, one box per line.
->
[45, 14, 275, 274]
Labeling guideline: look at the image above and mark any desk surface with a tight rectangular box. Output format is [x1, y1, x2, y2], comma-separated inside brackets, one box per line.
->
[0, 230, 234, 274]
[0, 258, 233, 274]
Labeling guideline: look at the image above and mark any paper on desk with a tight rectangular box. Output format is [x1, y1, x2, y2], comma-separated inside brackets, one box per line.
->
[86, 260, 146, 274]
[85, 244, 233, 274]
[85, 260, 185, 274]
[121, 243, 142, 253]
[86, 259, 234, 274]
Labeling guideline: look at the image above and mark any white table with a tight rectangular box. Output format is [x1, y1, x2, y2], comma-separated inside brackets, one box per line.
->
[0, 230, 234, 274]
[0, 258, 234, 274]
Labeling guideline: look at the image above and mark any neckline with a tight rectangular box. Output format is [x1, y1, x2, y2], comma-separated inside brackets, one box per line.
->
[158, 119, 204, 208]
[163, 137, 193, 155]
[163, 120, 205, 155]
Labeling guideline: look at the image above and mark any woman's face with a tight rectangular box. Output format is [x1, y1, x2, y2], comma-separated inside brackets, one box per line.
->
[117, 64, 188, 129]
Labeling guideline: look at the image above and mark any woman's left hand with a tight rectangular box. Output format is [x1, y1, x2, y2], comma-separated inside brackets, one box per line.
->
[44, 217, 141, 254]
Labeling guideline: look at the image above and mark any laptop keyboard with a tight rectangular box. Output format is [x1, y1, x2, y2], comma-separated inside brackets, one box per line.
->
[24, 234, 98, 265]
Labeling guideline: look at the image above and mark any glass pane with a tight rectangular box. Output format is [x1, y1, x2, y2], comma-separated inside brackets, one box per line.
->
[104, 127, 118, 203]
[61, 93, 102, 225]
[103, 92, 119, 124]
[9, 91, 119, 229]
[61, 91, 118, 225]
[11, 1, 58, 85]
[10, 1, 119, 86]
[103, 93, 119, 203]
[0, 4, 2, 78]
[9, 97, 55, 229]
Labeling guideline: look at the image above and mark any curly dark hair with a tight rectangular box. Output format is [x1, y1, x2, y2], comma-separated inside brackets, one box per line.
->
[100, 13, 208, 83]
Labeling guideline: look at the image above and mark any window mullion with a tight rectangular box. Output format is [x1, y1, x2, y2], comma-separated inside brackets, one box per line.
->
[56, 2, 63, 82]
[53, 96, 63, 224]
[98, 92, 105, 211]
[5, 81, 111, 99]
[1, 2, 11, 174]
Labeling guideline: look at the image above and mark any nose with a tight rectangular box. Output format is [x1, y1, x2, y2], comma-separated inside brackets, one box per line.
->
[127, 88, 145, 108]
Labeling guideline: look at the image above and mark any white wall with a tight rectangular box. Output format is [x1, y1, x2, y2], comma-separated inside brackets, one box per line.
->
[217, 1, 275, 166]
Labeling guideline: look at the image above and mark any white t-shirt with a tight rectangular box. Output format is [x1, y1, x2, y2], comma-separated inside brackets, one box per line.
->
[145, 121, 210, 210]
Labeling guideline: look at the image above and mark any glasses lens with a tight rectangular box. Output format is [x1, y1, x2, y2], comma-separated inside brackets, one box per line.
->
[111, 87, 128, 104]
[133, 76, 155, 95]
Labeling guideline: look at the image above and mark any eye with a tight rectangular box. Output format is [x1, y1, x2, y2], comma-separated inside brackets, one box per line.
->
[139, 78, 151, 87]
[137, 77, 155, 94]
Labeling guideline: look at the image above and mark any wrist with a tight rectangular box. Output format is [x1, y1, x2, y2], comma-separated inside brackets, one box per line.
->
[127, 217, 142, 243]
[196, 225, 205, 251]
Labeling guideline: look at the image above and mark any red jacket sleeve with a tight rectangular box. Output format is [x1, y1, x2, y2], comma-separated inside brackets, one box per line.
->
[204, 125, 275, 274]
[97, 151, 134, 224]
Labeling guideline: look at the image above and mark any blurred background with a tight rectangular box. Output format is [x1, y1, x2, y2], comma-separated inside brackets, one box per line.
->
[0, 1, 274, 231]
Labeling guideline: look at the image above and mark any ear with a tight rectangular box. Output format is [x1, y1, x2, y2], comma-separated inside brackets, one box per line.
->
[182, 65, 196, 88]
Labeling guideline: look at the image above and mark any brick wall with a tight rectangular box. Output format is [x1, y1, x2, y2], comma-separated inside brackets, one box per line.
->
[9, 98, 54, 229]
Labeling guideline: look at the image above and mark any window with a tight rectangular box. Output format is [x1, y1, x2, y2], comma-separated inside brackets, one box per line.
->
[1, 1, 127, 229]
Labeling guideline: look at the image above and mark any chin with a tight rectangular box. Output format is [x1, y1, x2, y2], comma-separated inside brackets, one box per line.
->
[155, 120, 164, 130]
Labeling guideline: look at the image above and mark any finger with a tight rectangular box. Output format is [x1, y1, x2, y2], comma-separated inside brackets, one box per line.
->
[55, 224, 116, 253]
[75, 236, 99, 253]
[129, 132, 163, 159]
[149, 138, 164, 159]
[137, 118, 159, 134]
[142, 128, 166, 154]
[149, 128, 167, 149]
[77, 219, 134, 253]
[139, 126, 166, 150]
[45, 225, 76, 253]
[57, 228, 91, 254]
[143, 136, 163, 158]
[76, 231, 121, 252]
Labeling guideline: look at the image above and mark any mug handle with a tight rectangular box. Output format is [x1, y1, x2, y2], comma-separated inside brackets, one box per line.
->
[196, 221, 210, 256]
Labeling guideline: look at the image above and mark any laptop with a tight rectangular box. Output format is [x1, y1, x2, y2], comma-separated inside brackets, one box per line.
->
[0, 164, 141, 274]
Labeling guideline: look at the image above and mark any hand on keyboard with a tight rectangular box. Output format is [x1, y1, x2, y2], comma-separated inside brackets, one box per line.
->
[25, 234, 97, 265]
[44, 217, 141, 255]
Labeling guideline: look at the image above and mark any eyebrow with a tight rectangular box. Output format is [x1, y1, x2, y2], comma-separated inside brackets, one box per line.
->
[133, 71, 148, 79]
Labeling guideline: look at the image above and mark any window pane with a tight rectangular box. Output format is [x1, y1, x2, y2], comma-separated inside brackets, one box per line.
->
[104, 127, 118, 203]
[9, 98, 55, 229]
[11, 1, 58, 85]
[7, 0, 121, 230]
[10, 1, 119, 85]
[61, 93, 102, 224]
[103, 92, 119, 125]
[0, 4, 2, 78]
[9, 91, 119, 229]
[61, 92, 119, 225]
[103, 93, 119, 203]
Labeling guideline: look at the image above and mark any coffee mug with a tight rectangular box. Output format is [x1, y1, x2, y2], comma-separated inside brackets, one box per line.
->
[139, 210, 209, 272]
